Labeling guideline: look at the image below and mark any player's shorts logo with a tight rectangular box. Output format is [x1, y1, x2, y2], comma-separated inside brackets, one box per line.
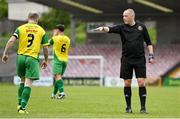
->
[138, 26, 143, 31]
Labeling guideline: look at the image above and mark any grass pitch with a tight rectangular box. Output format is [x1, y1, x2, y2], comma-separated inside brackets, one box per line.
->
[0, 83, 180, 118]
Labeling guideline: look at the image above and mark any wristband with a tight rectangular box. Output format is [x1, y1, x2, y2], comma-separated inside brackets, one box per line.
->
[149, 53, 154, 60]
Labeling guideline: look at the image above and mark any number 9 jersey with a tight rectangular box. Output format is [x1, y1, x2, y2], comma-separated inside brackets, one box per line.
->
[13, 23, 49, 59]
[49, 35, 70, 62]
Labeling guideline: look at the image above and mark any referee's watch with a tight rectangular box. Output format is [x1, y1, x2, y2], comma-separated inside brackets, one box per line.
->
[149, 53, 154, 61]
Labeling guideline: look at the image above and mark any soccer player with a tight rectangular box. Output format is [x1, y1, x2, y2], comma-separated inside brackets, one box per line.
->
[95, 8, 155, 114]
[2, 12, 49, 114]
[49, 24, 70, 99]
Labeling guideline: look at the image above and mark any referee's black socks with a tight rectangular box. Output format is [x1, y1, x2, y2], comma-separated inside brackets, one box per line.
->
[139, 87, 147, 109]
[124, 87, 132, 108]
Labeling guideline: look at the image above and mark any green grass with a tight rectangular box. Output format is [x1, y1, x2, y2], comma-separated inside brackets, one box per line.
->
[0, 83, 180, 118]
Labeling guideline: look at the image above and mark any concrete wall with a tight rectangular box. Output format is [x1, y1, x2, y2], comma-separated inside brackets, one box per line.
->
[8, 0, 49, 21]
[0, 19, 23, 34]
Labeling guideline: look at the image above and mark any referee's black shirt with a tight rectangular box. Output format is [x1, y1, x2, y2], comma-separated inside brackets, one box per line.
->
[109, 22, 152, 59]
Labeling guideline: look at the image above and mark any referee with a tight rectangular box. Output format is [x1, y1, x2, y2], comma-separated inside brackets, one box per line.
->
[95, 8, 155, 114]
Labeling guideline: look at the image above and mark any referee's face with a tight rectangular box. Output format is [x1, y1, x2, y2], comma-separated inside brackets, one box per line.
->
[123, 11, 133, 25]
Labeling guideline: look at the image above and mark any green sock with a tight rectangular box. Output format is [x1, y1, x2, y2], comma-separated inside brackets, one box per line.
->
[21, 87, 31, 109]
[18, 83, 24, 105]
[56, 79, 64, 93]
[53, 79, 58, 95]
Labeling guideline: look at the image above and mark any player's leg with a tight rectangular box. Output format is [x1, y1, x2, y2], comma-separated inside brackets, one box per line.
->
[54, 74, 65, 99]
[56, 61, 67, 99]
[17, 77, 25, 108]
[16, 55, 26, 107]
[19, 78, 33, 114]
[135, 57, 148, 114]
[51, 60, 60, 98]
[120, 59, 133, 113]
[51, 76, 58, 98]
[52, 60, 67, 99]
[18, 56, 39, 114]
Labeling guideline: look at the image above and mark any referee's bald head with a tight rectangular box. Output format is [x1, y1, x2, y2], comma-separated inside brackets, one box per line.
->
[124, 8, 135, 18]
[28, 12, 39, 23]
[123, 8, 136, 25]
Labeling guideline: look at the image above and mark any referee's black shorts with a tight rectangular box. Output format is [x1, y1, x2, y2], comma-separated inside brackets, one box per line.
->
[120, 56, 146, 80]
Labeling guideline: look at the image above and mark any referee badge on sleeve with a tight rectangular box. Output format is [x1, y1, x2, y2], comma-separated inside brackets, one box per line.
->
[138, 26, 143, 31]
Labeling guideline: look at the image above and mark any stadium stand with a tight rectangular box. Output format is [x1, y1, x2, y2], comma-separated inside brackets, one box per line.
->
[40, 44, 180, 79]
[1, 44, 179, 80]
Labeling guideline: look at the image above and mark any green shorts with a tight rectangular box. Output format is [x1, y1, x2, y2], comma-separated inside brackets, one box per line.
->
[52, 59, 67, 75]
[16, 55, 39, 80]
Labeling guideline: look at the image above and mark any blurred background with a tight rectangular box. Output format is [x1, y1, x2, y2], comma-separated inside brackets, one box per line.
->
[0, 0, 180, 87]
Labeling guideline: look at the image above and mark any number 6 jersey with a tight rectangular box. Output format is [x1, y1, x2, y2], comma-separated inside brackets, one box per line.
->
[49, 35, 70, 62]
[13, 23, 49, 59]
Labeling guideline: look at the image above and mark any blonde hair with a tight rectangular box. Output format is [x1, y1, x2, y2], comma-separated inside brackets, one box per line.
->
[28, 12, 39, 22]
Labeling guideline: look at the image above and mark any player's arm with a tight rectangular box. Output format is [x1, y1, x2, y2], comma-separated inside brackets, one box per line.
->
[2, 36, 17, 63]
[48, 38, 54, 47]
[2, 28, 19, 63]
[143, 25, 155, 64]
[41, 33, 49, 69]
[43, 46, 48, 62]
[41, 46, 48, 69]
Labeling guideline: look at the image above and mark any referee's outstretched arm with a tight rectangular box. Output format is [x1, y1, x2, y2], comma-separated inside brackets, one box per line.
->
[94, 26, 110, 33]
